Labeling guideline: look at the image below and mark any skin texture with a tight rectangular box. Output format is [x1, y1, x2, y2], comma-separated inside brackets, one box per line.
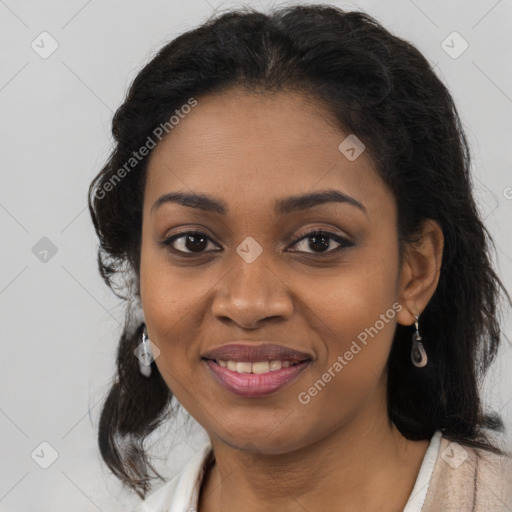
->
[139, 89, 444, 512]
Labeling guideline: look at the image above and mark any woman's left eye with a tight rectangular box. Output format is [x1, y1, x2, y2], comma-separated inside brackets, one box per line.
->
[159, 229, 353, 256]
[288, 230, 354, 256]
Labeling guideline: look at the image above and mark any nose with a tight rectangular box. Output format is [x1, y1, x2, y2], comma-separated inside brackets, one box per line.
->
[211, 255, 294, 329]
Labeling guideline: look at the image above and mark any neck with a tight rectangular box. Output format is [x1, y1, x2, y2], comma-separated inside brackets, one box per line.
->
[199, 384, 430, 512]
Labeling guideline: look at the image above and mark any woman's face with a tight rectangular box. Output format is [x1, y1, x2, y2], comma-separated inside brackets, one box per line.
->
[140, 89, 408, 453]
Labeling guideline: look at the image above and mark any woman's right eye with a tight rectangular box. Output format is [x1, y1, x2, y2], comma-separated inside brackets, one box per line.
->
[160, 231, 221, 255]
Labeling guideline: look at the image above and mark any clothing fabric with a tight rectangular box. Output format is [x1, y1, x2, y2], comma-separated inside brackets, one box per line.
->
[133, 431, 512, 511]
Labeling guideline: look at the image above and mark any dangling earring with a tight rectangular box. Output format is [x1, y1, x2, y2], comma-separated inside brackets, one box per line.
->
[411, 315, 428, 368]
[138, 324, 153, 377]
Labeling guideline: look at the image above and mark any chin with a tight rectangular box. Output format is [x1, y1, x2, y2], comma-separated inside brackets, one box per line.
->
[213, 427, 313, 456]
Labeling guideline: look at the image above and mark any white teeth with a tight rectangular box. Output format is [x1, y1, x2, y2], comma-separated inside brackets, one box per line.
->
[252, 361, 269, 374]
[236, 362, 252, 373]
[217, 360, 301, 374]
[269, 360, 282, 371]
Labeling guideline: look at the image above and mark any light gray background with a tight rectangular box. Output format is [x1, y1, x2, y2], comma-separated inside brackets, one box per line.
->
[1, 0, 511, 510]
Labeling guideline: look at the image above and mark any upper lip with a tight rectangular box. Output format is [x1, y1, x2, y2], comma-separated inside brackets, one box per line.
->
[201, 343, 314, 363]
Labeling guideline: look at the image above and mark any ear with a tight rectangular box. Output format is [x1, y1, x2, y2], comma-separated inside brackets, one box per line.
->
[396, 218, 444, 326]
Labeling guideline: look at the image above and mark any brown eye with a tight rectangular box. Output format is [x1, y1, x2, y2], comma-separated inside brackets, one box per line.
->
[288, 230, 354, 255]
[161, 231, 220, 254]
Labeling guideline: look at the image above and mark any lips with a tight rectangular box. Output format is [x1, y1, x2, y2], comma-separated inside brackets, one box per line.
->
[201, 342, 314, 397]
[200, 342, 313, 364]
[204, 359, 311, 397]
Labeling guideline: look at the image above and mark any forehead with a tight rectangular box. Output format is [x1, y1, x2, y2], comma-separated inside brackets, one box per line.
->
[144, 89, 389, 218]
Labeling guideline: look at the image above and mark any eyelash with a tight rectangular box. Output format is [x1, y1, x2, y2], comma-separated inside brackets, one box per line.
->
[159, 229, 354, 257]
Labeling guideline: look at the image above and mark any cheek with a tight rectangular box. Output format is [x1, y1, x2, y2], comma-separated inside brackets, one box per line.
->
[305, 240, 399, 340]
[297, 236, 400, 392]
[139, 231, 215, 336]
[139, 245, 203, 384]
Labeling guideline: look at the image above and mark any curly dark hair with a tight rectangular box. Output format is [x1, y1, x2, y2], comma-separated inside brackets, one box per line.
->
[87, 3, 512, 500]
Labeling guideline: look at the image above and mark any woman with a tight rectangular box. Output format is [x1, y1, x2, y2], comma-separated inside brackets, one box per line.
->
[88, 4, 512, 511]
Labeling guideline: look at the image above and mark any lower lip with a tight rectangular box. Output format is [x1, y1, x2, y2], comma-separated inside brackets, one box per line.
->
[204, 359, 311, 397]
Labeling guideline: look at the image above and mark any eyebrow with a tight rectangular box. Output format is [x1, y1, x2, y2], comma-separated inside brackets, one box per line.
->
[151, 189, 367, 216]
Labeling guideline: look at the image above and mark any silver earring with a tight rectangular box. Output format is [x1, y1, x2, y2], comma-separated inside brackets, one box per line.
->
[138, 324, 153, 377]
[411, 315, 428, 368]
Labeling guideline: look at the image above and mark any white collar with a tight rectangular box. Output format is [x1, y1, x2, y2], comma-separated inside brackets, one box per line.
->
[135, 440, 213, 512]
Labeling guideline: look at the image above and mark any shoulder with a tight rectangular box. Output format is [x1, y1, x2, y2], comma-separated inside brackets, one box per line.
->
[473, 440, 512, 508]
[422, 434, 512, 512]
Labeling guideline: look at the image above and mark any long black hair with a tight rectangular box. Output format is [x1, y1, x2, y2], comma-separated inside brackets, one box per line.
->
[87, 3, 511, 499]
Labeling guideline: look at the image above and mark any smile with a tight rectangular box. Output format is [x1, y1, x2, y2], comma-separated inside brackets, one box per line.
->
[203, 358, 311, 397]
